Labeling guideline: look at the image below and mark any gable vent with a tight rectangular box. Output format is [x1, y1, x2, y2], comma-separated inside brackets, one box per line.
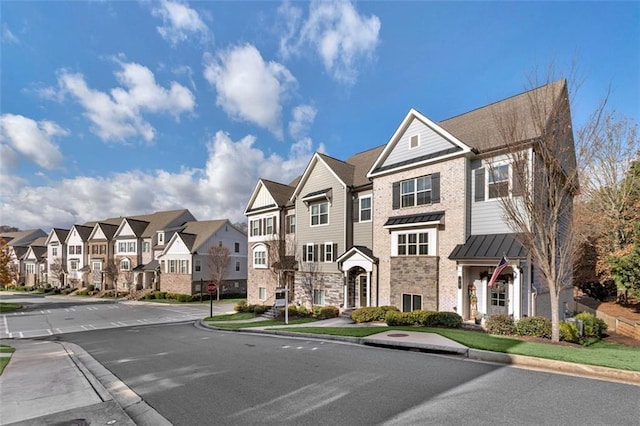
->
[410, 135, 419, 149]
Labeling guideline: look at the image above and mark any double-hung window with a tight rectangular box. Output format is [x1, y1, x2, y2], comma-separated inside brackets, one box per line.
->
[304, 244, 315, 262]
[251, 220, 260, 236]
[310, 202, 329, 226]
[69, 259, 79, 271]
[265, 217, 274, 235]
[253, 245, 267, 268]
[402, 293, 422, 312]
[324, 243, 333, 263]
[396, 232, 429, 256]
[120, 258, 130, 271]
[286, 215, 296, 233]
[359, 196, 372, 222]
[488, 164, 509, 199]
[401, 176, 432, 207]
[313, 289, 325, 305]
[179, 260, 188, 274]
[195, 259, 201, 272]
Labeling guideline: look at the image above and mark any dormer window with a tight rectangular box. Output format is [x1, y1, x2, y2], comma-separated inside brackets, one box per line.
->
[410, 134, 420, 149]
[158, 232, 164, 244]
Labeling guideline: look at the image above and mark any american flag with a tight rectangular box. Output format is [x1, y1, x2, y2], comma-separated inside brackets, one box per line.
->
[488, 256, 508, 288]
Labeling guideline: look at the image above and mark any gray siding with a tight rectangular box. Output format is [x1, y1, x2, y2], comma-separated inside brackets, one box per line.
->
[295, 163, 345, 273]
[470, 157, 515, 235]
[353, 189, 373, 248]
[382, 118, 458, 168]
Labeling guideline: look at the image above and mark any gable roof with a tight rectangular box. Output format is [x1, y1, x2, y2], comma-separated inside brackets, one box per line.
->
[90, 209, 195, 239]
[89, 222, 119, 241]
[67, 225, 94, 242]
[439, 79, 567, 154]
[45, 228, 70, 246]
[244, 179, 296, 215]
[0, 229, 47, 247]
[117, 218, 150, 238]
[163, 219, 228, 254]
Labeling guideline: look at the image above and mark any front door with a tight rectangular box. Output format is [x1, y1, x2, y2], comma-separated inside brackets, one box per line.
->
[488, 279, 509, 316]
[358, 275, 368, 307]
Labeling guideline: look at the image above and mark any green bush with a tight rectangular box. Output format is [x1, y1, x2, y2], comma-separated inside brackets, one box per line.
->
[144, 292, 156, 300]
[87, 284, 95, 292]
[485, 314, 516, 335]
[430, 312, 463, 328]
[560, 321, 580, 343]
[296, 305, 310, 318]
[313, 306, 339, 319]
[351, 306, 399, 323]
[385, 310, 411, 326]
[515, 316, 551, 338]
[234, 301, 249, 312]
[574, 312, 608, 338]
[154, 291, 167, 300]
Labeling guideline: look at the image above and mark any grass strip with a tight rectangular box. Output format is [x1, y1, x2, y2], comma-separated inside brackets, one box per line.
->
[280, 326, 640, 372]
[0, 357, 10, 375]
[0, 303, 21, 313]
[209, 318, 317, 329]
[205, 312, 254, 321]
[0, 345, 15, 376]
[0, 345, 16, 353]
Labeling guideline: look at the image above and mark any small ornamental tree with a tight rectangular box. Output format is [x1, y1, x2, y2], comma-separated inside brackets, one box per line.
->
[608, 244, 640, 302]
[209, 245, 230, 301]
[0, 238, 17, 287]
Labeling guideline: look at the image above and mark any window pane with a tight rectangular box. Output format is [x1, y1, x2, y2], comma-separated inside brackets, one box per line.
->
[402, 294, 412, 312]
[417, 176, 431, 191]
[401, 194, 414, 208]
[412, 295, 422, 311]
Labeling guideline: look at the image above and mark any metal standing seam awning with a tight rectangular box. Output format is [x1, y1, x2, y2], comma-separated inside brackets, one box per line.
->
[448, 233, 527, 261]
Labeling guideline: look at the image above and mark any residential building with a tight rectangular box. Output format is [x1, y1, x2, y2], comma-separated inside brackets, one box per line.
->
[22, 237, 47, 287]
[87, 222, 118, 290]
[158, 219, 247, 295]
[64, 225, 93, 288]
[0, 229, 47, 287]
[245, 80, 576, 321]
[44, 228, 69, 287]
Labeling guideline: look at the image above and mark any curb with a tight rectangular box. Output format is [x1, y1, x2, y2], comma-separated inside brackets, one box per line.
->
[198, 320, 640, 386]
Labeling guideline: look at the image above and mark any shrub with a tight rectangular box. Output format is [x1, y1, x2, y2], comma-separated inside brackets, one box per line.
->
[485, 314, 516, 335]
[144, 292, 156, 300]
[430, 312, 463, 328]
[87, 284, 95, 292]
[176, 293, 191, 302]
[574, 312, 608, 339]
[560, 321, 580, 343]
[515, 316, 551, 338]
[385, 310, 409, 326]
[313, 306, 339, 319]
[253, 304, 269, 314]
[296, 305, 310, 318]
[235, 301, 249, 312]
[351, 306, 399, 323]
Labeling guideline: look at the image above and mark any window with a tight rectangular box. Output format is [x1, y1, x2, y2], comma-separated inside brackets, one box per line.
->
[120, 258, 130, 271]
[179, 259, 188, 274]
[253, 245, 267, 268]
[402, 293, 422, 312]
[324, 243, 333, 263]
[143, 242, 150, 253]
[128, 242, 136, 253]
[92, 245, 99, 255]
[169, 259, 176, 273]
[100, 244, 106, 254]
[286, 215, 296, 234]
[69, 259, 79, 271]
[401, 176, 432, 207]
[251, 220, 260, 236]
[410, 134, 420, 149]
[26, 263, 35, 274]
[359, 196, 372, 222]
[160, 260, 165, 272]
[304, 244, 315, 262]
[236, 261, 240, 272]
[311, 202, 329, 226]
[396, 232, 429, 256]
[118, 242, 125, 253]
[235, 242, 240, 253]
[258, 287, 266, 301]
[491, 283, 507, 307]
[313, 289, 325, 305]
[52, 247, 58, 257]
[158, 233, 164, 244]
[69, 246, 75, 255]
[266, 217, 274, 235]
[488, 164, 509, 199]
[195, 259, 201, 272]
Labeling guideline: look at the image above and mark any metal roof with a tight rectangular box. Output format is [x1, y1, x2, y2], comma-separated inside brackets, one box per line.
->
[448, 233, 527, 260]
[384, 212, 445, 227]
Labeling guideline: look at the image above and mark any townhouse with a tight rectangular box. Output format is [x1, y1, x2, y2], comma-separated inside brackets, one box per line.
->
[0, 229, 48, 287]
[158, 219, 248, 295]
[245, 80, 576, 321]
[22, 237, 47, 287]
[44, 228, 70, 287]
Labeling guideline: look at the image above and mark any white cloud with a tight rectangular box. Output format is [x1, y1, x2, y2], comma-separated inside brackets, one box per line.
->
[0, 131, 319, 230]
[279, 0, 381, 85]
[203, 44, 296, 139]
[0, 114, 66, 170]
[151, 0, 209, 46]
[288, 104, 317, 139]
[2, 24, 19, 44]
[55, 61, 195, 143]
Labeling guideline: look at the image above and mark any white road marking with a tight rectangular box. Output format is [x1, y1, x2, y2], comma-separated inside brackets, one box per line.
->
[2, 315, 8, 335]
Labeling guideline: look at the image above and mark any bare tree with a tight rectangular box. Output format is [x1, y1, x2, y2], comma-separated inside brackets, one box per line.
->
[103, 260, 119, 293]
[49, 257, 65, 287]
[266, 235, 297, 301]
[296, 248, 323, 309]
[209, 245, 230, 301]
[0, 238, 17, 288]
[491, 72, 604, 341]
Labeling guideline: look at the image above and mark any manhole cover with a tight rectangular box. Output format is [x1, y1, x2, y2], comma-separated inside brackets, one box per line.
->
[387, 333, 409, 337]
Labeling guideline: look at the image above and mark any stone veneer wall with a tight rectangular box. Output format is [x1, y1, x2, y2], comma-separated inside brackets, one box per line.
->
[390, 256, 438, 310]
[373, 157, 467, 312]
[247, 268, 278, 306]
[293, 271, 343, 309]
[160, 273, 192, 294]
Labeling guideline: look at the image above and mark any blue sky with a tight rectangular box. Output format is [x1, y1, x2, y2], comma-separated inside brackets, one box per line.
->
[1, 1, 638, 231]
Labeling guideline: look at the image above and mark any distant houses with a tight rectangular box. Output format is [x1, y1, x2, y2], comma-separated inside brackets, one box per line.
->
[0, 210, 247, 298]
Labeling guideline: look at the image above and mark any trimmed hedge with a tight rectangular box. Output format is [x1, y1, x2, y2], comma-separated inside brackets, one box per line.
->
[234, 301, 269, 314]
[515, 316, 551, 338]
[485, 314, 516, 336]
[313, 305, 339, 320]
[351, 306, 399, 323]
[384, 310, 462, 328]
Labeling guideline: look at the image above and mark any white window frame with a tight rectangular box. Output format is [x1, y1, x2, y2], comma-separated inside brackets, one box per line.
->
[304, 243, 315, 263]
[391, 229, 436, 256]
[251, 220, 260, 236]
[401, 176, 432, 208]
[258, 287, 266, 301]
[169, 259, 176, 273]
[143, 242, 150, 253]
[120, 258, 130, 271]
[52, 247, 58, 257]
[179, 259, 188, 274]
[25, 263, 36, 274]
[324, 243, 333, 263]
[195, 259, 201, 272]
[487, 163, 510, 200]
[402, 293, 422, 312]
[359, 195, 372, 222]
[310, 202, 329, 226]
[313, 289, 325, 305]
[266, 217, 274, 235]
[287, 214, 296, 234]
[158, 232, 164, 244]
[253, 245, 267, 269]
[69, 259, 79, 271]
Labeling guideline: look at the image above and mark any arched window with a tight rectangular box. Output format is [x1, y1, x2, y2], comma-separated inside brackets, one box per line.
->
[120, 258, 130, 271]
[252, 244, 267, 269]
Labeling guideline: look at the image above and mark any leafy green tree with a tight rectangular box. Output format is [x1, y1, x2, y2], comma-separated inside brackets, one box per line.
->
[608, 244, 640, 301]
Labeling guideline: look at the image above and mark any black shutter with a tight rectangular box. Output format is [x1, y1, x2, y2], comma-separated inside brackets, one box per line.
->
[474, 168, 485, 202]
[285, 215, 290, 234]
[512, 161, 524, 197]
[392, 182, 400, 209]
[320, 244, 325, 262]
[313, 244, 319, 262]
[352, 197, 359, 222]
[431, 172, 440, 203]
[333, 243, 338, 261]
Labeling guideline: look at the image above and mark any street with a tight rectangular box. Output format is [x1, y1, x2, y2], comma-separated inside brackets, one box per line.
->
[61, 322, 639, 426]
[0, 293, 232, 339]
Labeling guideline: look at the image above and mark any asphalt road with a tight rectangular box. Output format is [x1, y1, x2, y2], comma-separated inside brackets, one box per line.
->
[0, 293, 233, 339]
[61, 322, 639, 426]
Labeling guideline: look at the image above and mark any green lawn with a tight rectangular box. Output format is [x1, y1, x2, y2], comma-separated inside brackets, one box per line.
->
[205, 312, 255, 321]
[141, 297, 246, 305]
[0, 345, 15, 376]
[0, 302, 21, 313]
[208, 318, 317, 329]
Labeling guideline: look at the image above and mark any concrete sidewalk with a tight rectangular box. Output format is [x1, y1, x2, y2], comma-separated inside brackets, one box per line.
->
[0, 339, 169, 426]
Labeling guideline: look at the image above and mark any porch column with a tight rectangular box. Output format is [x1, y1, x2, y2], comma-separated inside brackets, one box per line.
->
[513, 267, 521, 319]
[456, 265, 463, 316]
[343, 270, 348, 308]
[366, 271, 371, 307]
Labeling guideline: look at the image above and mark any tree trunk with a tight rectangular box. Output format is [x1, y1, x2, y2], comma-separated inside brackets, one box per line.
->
[549, 287, 560, 342]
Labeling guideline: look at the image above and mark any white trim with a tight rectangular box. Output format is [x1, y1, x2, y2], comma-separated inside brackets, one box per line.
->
[383, 219, 443, 230]
[359, 195, 372, 222]
[289, 153, 347, 202]
[309, 201, 330, 227]
[391, 228, 437, 256]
